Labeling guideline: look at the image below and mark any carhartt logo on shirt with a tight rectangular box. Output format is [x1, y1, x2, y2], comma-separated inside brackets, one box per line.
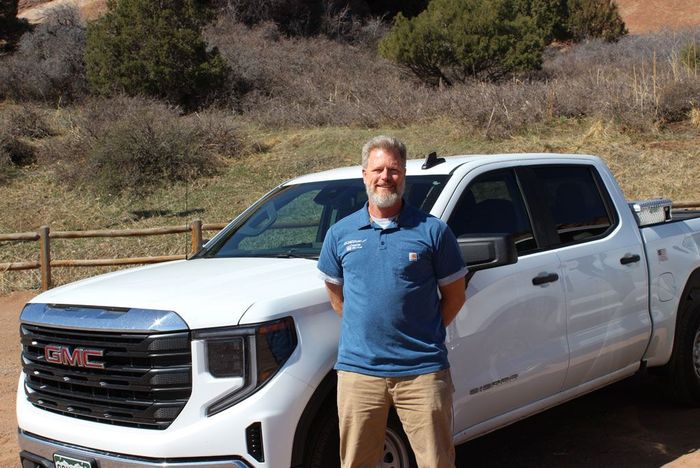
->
[344, 239, 366, 252]
[409, 252, 418, 261]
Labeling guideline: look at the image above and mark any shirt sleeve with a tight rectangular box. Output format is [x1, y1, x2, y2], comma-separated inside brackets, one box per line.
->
[433, 223, 468, 286]
[317, 227, 344, 284]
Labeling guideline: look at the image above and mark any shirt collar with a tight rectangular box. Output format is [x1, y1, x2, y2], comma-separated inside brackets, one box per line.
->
[357, 200, 415, 230]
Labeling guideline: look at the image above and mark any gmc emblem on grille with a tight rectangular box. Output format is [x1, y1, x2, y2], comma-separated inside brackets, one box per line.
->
[44, 345, 105, 369]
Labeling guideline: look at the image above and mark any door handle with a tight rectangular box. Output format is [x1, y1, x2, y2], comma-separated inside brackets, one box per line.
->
[620, 254, 641, 265]
[532, 273, 559, 286]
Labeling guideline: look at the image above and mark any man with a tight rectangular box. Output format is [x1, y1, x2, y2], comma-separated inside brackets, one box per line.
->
[317, 135, 468, 468]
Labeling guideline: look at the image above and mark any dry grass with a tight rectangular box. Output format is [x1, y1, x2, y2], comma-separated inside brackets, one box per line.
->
[202, 22, 700, 135]
[690, 107, 700, 126]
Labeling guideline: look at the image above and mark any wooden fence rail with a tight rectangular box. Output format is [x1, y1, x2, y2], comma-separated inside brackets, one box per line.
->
[0, 219, 227, 290]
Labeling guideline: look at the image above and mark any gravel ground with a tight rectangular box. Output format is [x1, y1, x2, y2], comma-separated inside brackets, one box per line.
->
[1, 291, 699, 467]
[0, 291, 35, 468]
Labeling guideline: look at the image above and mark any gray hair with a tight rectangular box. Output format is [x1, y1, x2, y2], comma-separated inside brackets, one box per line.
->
[361, 135, 407, 169]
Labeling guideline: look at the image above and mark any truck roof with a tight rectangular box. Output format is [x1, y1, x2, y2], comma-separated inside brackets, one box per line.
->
[285, 153, 601, 185]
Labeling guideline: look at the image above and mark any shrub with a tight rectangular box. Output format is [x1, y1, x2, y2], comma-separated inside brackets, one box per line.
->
[567, 0, 627, 43]
[0, 105, 46, 182]
[379, 0, 545, 85]
[436, 81, 550, 137]
[209, 20, 699, 131]
[87, 120, 215, 197]
[680, 41, 700, 73]
[2, 105, 53, 139]
[53, 97, 233, 198]
[657, 80, 700, 123]
[206, 19, 439, 127]
[0, 5, 86, 102]
[182, 110, 245, 159]
[0, 128, 36, 172]
[85, 0, 229, 110]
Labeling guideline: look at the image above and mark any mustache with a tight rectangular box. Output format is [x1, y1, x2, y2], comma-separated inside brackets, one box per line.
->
[365, 180, 405, 208]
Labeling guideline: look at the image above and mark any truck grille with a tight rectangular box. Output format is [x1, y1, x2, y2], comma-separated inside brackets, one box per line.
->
[20, 323, 192, 430]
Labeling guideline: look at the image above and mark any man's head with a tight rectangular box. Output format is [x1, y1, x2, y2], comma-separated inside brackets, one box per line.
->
[361, 136, 407, 210]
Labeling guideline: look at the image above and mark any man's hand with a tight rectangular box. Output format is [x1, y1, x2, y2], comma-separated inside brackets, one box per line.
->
[439, 277, 466, 326]
[325, 281, 344, 317]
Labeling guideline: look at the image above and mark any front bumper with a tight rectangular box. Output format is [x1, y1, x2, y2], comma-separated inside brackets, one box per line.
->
[16, 358, 316, 467]
[19, 430, 251, 467]
[16, 305, 340, 468]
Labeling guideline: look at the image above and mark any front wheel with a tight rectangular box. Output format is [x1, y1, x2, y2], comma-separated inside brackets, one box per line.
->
[382, 413, 417, 468]
[666, 299, 700, 405]
[304, 406, 417, 468]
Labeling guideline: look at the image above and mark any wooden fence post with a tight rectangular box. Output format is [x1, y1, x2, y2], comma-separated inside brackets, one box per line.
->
[39, 225, 51, 290]
[191, 219, 203, 255]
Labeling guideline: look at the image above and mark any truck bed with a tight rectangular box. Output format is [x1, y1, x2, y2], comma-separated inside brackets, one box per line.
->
[672, 209, 700, 221]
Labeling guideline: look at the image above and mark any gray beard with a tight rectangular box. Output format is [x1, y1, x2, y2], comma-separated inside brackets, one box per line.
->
[366, 182, 405, 208]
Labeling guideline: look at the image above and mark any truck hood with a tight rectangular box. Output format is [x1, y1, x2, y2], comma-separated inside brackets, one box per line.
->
[29, 257, 325, 329]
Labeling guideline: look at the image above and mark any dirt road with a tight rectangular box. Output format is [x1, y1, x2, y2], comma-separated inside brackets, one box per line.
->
[2, 291, 699, 467]
[1, 291, 35, 468]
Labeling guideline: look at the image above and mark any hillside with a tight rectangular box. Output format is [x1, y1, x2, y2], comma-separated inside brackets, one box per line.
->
[615, 0, 700, 34]
[17, 0, 700, 33]
[4, 0, 700, 293]
[17, 0, 106, 22]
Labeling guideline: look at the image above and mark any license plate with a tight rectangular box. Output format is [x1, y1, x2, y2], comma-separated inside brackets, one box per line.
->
[53, 453, 95, 468]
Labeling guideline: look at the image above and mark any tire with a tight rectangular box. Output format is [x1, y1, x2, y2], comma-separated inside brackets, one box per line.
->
[666, 298, 700, 405]
[303, 405, 417, 468]
[303, 402, 340, 468]
[383, 412, 417, 468]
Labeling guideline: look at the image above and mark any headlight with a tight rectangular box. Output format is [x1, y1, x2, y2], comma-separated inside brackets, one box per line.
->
[193, 317, 297, 416]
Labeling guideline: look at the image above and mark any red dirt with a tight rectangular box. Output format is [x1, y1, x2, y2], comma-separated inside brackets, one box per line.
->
[0, 291, 37, 468]
[615, 0, 700, 34]
[17, 0, 107, 23]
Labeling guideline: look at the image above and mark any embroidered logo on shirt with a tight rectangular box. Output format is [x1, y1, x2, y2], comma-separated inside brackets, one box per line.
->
[409, 252, 418, 261]
[344, 239, 367, 252]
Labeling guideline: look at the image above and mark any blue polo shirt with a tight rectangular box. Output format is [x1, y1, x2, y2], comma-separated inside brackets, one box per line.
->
[317, 202, 468, 377]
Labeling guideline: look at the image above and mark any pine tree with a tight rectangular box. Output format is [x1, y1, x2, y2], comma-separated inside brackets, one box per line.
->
[379, 0, 545, 85]
[567, 0, 627, 42]
[85, 0, 229, 109]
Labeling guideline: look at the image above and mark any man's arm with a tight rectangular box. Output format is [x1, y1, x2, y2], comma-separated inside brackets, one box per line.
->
[439, 277, 466, 326]
[324, 281, 344, 317]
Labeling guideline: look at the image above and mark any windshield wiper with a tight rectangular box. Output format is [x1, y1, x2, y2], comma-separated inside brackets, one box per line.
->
[274, 249, 318, 259]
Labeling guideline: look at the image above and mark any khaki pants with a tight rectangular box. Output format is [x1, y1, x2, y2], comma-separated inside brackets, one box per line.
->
[337, 369, 455, 468]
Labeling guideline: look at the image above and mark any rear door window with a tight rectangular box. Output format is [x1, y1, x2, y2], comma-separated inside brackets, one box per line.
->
[530, 165, 615, 246]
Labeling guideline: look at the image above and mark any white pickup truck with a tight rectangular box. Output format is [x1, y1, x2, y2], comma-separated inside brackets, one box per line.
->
[16, 153, 700, 468]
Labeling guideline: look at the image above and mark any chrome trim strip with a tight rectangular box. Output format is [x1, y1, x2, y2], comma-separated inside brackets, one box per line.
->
[20, 303, 189, 333]
[18, 430, 251, 468]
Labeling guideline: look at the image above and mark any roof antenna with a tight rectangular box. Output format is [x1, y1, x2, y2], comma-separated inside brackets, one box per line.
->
[421, 151, 445, 170]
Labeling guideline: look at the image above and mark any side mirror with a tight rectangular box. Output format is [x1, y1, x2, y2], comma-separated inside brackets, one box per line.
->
[458, 234, 518, 272]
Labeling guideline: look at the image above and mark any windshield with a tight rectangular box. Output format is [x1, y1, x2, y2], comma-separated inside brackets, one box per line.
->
[202, 175, 450, 259]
